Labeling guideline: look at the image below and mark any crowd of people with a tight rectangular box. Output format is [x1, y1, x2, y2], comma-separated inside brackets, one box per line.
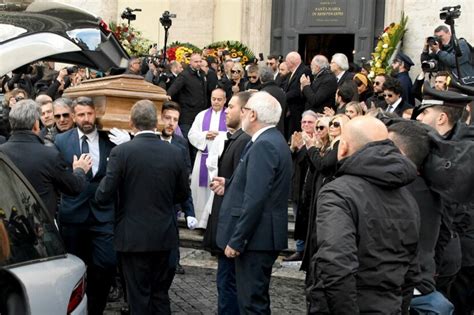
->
[0, 23, 474, 315]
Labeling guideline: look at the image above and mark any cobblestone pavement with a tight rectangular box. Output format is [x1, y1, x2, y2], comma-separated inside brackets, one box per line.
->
[105, 265, 306, 314]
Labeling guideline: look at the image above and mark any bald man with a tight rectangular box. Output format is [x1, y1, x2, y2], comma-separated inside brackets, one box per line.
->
[307, 116, 420, 314]
[284, 51, 311, 140]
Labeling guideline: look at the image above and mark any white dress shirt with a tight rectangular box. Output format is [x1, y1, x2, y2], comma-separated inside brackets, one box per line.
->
[78, 128, 99, 176]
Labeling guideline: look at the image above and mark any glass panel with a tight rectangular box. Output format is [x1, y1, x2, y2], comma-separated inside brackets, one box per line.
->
[0, 160, 65, 267]
[66, 28, 102, 51]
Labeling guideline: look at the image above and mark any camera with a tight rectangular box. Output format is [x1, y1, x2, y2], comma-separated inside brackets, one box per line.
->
[66, 66, 77, 75]
[421, 59, 439, 72]
[159, 11, 176, 29]
[427, 36, 442, 46]
[440, 5, 461, 22]
[121, 7, 142, 23]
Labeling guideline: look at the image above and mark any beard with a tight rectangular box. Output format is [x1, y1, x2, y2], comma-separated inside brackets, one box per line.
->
[78, 122, 95, 134]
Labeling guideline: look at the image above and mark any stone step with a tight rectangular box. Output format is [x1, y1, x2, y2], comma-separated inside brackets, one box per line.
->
[178, 217, 295, 239]
[178, 228, 297, 256]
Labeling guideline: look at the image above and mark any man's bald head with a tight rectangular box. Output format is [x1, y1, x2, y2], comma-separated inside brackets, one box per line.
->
[338, 116, 388, 160]
[285, 52, 302, 71]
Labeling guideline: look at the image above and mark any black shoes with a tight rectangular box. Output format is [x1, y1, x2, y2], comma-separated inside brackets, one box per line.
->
[282, 251, 303, 262]
[175, 263, 185, 274]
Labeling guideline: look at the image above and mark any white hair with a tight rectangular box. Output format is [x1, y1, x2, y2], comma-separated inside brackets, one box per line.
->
[331, 53, 349, 71]
[312, 55, 329, 69]
[247, 91, 281, 126]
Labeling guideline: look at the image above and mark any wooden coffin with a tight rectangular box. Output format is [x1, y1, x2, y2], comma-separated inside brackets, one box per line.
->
[63, 74, 168, 131]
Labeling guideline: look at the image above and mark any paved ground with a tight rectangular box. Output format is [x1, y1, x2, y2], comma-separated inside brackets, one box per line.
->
[105, 249, 307, 314]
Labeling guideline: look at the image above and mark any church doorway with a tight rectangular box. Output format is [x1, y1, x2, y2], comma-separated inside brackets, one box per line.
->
[298, 34, 355, 65]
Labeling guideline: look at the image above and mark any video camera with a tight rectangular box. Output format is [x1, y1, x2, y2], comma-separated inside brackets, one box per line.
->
[159, 11, 176, 29]
[121, 7, 142, 24]
[440, 5, 461, 23]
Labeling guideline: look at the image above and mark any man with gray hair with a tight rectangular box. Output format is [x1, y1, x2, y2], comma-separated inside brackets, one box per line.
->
[96, 99, 190, 314]
[52, 97, 74, 133]
[301, 55, 338, 113]
[260, 65, 287, 135]
[330, 53, 354, 87]
[0, 99, 91, 218]
[211, 91, 292, 314]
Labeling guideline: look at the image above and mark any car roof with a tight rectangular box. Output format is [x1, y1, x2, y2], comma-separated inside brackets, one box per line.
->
[0, 2, 129, 76]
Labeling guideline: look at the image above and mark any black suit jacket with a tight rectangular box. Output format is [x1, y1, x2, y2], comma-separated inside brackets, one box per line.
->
[285, 64, 312, 115]
[337, 71, 355, 87]
[203, 129, 251, 253]
[55, 128, 115, 223]
[393, 100, 413, 117]
[167, 66, 208, 125]
[261, 81, 287, 135]
[216, 128, 292, 252]
[95, 133, 190, 252]
[0, 131, 86, 218]
[302, 68, 338, 112]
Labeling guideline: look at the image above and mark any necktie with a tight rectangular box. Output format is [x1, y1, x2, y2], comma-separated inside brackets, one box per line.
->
[240, 141, 253, 160]
[81, 135, 92, 179]
[386, 105, 393, 113]
[81, 135, 89, 154]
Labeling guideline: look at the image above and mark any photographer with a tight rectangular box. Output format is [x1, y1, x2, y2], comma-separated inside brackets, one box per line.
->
[145, 60, 183, 90]
[421, 25, 474, 86]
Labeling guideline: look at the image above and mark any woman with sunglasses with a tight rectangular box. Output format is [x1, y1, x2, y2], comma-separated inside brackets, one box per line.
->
[301, 114, 349, 277]
[353, 72, 373, 106]
[230, 62, 246, 95]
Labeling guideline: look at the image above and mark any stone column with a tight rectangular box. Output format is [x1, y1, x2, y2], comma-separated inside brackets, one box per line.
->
[241, 0, 272, 57]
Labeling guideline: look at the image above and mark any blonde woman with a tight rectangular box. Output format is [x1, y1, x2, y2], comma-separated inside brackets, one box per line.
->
[230, 62, 246, 94]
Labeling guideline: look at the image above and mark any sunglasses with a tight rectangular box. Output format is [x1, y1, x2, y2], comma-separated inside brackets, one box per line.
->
[315, 126, 326, 131]
[329, 121, 341, 128]
[14, 96, 25, 102]
[54, 113, 70, 119]
[231, 70, 241, 74]
[383, 93, 394, 98]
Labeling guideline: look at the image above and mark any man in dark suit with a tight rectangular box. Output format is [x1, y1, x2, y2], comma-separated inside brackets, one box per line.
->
[259, 66, 287, 136]
[382, 78, 413, 117]
[54, 96, 116, 315]
[392, 52, 415, 106]
[0, 99, 91, 219]
[301, 55, 338, 113]
[211, 91, 292, 314]
[160, 101, 197, 275]
[167, 53, 208, 139]
[95, 100, 190, 315]
[330, 53, 354, 87]
[284, 51, 312, 140]
[203, 91, 252, 315]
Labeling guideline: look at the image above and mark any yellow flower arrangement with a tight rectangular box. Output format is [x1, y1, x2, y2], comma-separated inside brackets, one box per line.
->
[369, 12, 408, 79]
[175, 46, 194, 64]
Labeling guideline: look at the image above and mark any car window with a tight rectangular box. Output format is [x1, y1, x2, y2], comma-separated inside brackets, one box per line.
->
[67, 28, 103, 51]
[0, 159, 65, 267]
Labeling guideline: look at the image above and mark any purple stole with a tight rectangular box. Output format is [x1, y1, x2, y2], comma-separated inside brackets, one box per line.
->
[199, 108, 227, 186]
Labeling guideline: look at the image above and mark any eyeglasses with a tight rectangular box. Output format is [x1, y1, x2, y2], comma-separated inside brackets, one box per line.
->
[301, 120, 315, 125]
[14, 96, 25, 102]
[329, 121, 341, 128]
[315, 126, 326, 131]
[231, 70, 241, 74]
[383, 93, 394, 98]
[54, 113, 70, 119]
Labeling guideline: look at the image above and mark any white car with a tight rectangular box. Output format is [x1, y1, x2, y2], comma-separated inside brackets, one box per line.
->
[0, 152, 87, 314]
